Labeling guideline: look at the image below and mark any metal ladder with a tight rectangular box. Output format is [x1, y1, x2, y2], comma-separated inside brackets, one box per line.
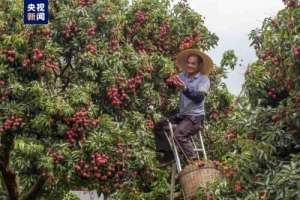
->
[163, 120, 208, 200]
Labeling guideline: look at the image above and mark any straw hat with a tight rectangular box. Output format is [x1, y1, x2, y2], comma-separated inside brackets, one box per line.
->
[175, 49, 213, 75]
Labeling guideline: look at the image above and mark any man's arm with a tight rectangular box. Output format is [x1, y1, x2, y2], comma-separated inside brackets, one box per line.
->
[181, 76, 210, 104]
[182, 88, 207, 103]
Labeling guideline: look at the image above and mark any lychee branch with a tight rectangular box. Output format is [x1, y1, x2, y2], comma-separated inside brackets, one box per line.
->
[0, 163, 20, 200]
[0, 133, 20, 200]
[20, 174, 48, 200]
[60, 54, 74, 92]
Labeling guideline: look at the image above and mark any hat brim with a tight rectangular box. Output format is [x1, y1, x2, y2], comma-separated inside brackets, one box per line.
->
[175, 49, 213, 75]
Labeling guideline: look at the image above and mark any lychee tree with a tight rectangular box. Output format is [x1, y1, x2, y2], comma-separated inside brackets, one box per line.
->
[0, 0, 234, 199]
[197, 1, 300, 199]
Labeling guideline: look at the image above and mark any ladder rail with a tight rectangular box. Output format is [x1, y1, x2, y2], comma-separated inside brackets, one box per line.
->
[191, 128, 208, 160]
[170, 163, 176, 200]
[198, 130, 208, 160]
[165, 120, 182, 172]
[191, 137, 200, 160]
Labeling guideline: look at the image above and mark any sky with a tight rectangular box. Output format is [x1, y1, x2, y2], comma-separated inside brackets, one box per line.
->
[172, 0, 284, 95]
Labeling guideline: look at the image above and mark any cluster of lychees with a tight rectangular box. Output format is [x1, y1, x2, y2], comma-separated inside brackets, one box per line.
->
[44, 59, 59, 71]
[132, 10, 146, 33]
[64, 108, 99, 145]
[108, 39, 120, 51]
[295, 93, 300, 107]
[63, 21, 77, 39]
[87, 25, 96, 37]
[78, 0, 96, 7]
[293, 45, 300, 57]
[74, 142, 134, 194]
[159, 23, 170, 38]
[107, 69, 154, 107]
[179, 36, 194, 50]
[224, 128, 237, 141]
[86, 43, 97, 55]
[107, 86, 130, 107]
[165, 75, 185, 87]
[0, 116, 24, 133]
[49, 150, 64, 165]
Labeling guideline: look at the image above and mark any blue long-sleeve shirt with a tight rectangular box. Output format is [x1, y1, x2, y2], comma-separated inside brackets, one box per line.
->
[178, 72, 210, 116]
[182, 87, 206, 103]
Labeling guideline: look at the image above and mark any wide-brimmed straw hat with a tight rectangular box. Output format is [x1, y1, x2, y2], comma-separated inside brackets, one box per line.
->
[175, 49, 213, 75]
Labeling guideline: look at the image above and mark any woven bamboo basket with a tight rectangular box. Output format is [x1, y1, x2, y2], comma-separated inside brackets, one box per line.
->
[178, 162, 222, 200]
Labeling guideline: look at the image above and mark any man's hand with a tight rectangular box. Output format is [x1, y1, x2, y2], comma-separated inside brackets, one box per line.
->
[166, 74, 187, 91]
[174, 75, 187, 91]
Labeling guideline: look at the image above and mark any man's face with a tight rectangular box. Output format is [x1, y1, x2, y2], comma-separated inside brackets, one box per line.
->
[185, 55, 201, 75]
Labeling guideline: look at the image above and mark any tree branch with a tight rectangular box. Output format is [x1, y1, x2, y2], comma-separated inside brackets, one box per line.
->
[0, 165, 19, 200]
[59, 52, 74, 92]
[0, 133, 20, 200]
[20, 175, 48, 200]
[0, 141, 19, 200]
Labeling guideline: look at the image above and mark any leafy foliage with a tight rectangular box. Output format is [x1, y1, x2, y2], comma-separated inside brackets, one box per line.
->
[200, 1, 300, 199]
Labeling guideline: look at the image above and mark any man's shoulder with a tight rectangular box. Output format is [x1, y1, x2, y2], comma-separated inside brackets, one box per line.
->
[197, 74, 210, 82]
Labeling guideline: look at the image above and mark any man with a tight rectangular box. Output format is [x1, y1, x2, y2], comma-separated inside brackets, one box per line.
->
[153, 49, 213, 167]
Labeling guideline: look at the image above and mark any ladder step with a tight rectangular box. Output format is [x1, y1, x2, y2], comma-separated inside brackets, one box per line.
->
[194, 148, 204, 151]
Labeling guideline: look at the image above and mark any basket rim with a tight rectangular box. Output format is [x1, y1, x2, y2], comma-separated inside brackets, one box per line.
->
[178, 166, 221, 178]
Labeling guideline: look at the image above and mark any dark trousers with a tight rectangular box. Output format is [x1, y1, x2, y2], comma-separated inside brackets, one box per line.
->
[153, 114, 205, 158]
